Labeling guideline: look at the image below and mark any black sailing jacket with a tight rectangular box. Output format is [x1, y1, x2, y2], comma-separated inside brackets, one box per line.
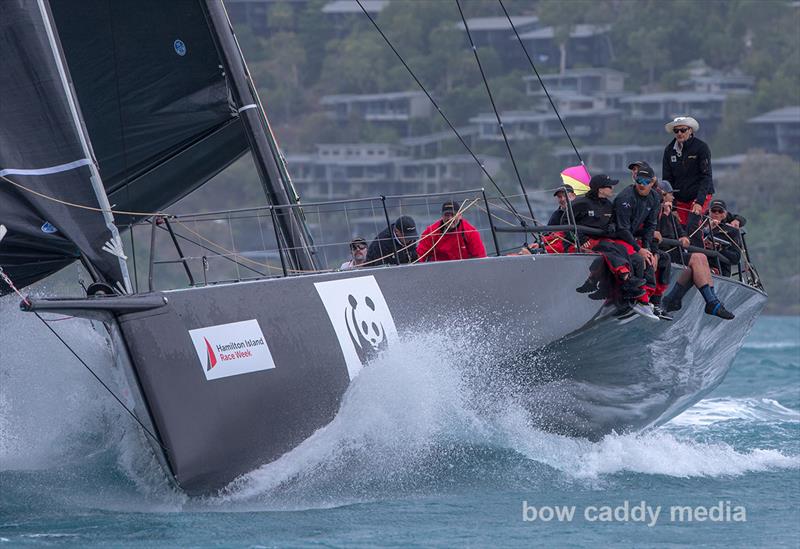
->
[661, 135, 714, 204]
[612, 185, 660, 252]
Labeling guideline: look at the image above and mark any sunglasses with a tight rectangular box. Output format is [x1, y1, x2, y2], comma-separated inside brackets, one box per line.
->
[709, 208, 725, 214]
[635, 176, 652, 186]
[351, 244, 367, 251]
[673, 127, 691, 134]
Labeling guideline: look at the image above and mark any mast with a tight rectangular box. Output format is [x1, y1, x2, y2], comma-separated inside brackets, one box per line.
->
[201, 0, 317, 273]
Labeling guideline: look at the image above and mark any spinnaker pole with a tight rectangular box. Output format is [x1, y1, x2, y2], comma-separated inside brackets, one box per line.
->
[201, 0, 317, 273]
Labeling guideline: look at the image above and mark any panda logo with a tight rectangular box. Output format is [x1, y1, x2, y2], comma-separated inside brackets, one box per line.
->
[344, 294, 387, 364]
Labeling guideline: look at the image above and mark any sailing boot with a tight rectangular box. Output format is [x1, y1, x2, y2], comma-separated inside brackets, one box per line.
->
[620, 276, 646, 300]
[650, 295, 673, 321]
[704, 301, 735, 320]
[576, 277, 598, 294]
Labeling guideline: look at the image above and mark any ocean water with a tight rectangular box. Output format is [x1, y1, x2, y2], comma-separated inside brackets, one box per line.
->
[0, 303, 798, 548]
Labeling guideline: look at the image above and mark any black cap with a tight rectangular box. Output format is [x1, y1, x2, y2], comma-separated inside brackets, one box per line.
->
[350, 236, 367, 248]
[636, 165, 656, 180]
[441, 200, 460, 213]
[553, 184, 575, 196]
[658, 180, 675, 194]
[589, 174, 619, 190]
[709, 199, 727, 211]
[627, 160, 653, 171]
[394, 215, 417, 236]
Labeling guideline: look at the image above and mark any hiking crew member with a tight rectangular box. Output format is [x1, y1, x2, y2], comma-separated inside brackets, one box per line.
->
[366, 215, 419, 266]
[661, 116, 714, 236]
[416, 201, 486, 262]
[613, 164, 665, 313]
[705, 199, 742, 277]
[655, 181, 692, 265]
[572, 174, 646, 303]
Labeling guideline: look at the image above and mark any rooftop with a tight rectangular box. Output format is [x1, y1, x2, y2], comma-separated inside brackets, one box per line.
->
[400, 127, 477, 146]
[619, 92, 726, 103]
[524, 68, 626, 80]
[455, 15, 538, 31]
[471, 108, 620, 124]
[517, 24, 610, 40]
[320, 91, 425, 104]
[748, 106, 800, 124]
[553, 144, 663, 155]
[321, 0, 388, 14]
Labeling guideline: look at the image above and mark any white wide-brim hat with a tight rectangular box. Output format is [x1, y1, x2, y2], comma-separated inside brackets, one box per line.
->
[665, 116, 700, 134]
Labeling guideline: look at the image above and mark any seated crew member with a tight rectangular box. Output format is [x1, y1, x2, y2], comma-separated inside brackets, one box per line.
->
[417, 201, 487, 262]
[704, 199, 742, 277]
[517, 184, 576, 255]
[340, 237, 368, 270]
[655, 181, 691, 264]
[366, 215, 419, 266]
[548, 184, 577, 225]
[572, 174, 647, 304]
[613, 164, 664, 316]
[656, 184, 735, 320]
[661, 116, 714, 242]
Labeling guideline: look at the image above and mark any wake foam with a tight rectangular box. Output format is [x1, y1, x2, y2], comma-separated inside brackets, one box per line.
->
[0, 297, 181, 506]
[667, 397, 800, 427]
[218, 331, 799, 507]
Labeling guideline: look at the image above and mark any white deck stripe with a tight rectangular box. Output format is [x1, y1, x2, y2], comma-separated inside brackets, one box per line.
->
[0, 158, 92, 178]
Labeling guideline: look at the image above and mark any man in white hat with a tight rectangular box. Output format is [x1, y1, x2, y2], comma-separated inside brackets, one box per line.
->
[661, 116, 714, 239]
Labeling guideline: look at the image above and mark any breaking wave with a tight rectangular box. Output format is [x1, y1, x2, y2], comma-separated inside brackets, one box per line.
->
[218, 332, 799, 507]
[666, 397, 800, 427]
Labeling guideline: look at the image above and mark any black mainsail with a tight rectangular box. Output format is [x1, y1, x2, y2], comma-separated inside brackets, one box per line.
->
[0, 0, 315, 294]
[0, 0, 133, 293]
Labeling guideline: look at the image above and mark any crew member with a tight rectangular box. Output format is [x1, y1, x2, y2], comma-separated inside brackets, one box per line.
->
[416, 201, 486, 262]
[517, 184, 576, 255]
[613, 164, 664, 312]
[654, 187, 736, 320]
[548, 184, 576, 225]
[661, 116, 714, 237]
[366, 215, 418, 266]
[340, 237, 368, 270]
[572, 174, 647, 304]
[704, 199, 742, 277]
[655, 181, 691, 265]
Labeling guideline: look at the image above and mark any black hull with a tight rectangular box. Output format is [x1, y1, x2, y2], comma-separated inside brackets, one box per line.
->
[25, 254, 766, 495]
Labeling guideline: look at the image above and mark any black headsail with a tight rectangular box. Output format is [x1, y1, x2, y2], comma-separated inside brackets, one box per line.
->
[0, 0, 131, 293]
[1, 0, 316, 294]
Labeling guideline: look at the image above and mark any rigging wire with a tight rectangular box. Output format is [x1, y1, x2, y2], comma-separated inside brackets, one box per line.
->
[354, 0, 527, 227]
[455, 0, 536, 226]
[497, 0, 584, 166]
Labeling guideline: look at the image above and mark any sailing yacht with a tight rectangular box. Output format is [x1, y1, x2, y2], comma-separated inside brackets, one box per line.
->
[0, 0, 766, 495]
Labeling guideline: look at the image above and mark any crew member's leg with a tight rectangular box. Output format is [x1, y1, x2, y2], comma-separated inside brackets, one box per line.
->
[663, 253, 734, 319]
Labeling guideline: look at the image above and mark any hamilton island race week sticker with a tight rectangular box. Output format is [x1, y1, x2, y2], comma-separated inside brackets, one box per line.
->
[188, 319, 276, 381]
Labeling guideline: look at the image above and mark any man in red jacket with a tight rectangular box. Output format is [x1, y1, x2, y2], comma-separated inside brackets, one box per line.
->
[416, 201, 487, 262]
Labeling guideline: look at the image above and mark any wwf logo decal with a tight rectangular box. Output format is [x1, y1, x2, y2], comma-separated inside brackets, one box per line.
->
[345, 294, 387, 364]
[315, 276, 398, 380]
